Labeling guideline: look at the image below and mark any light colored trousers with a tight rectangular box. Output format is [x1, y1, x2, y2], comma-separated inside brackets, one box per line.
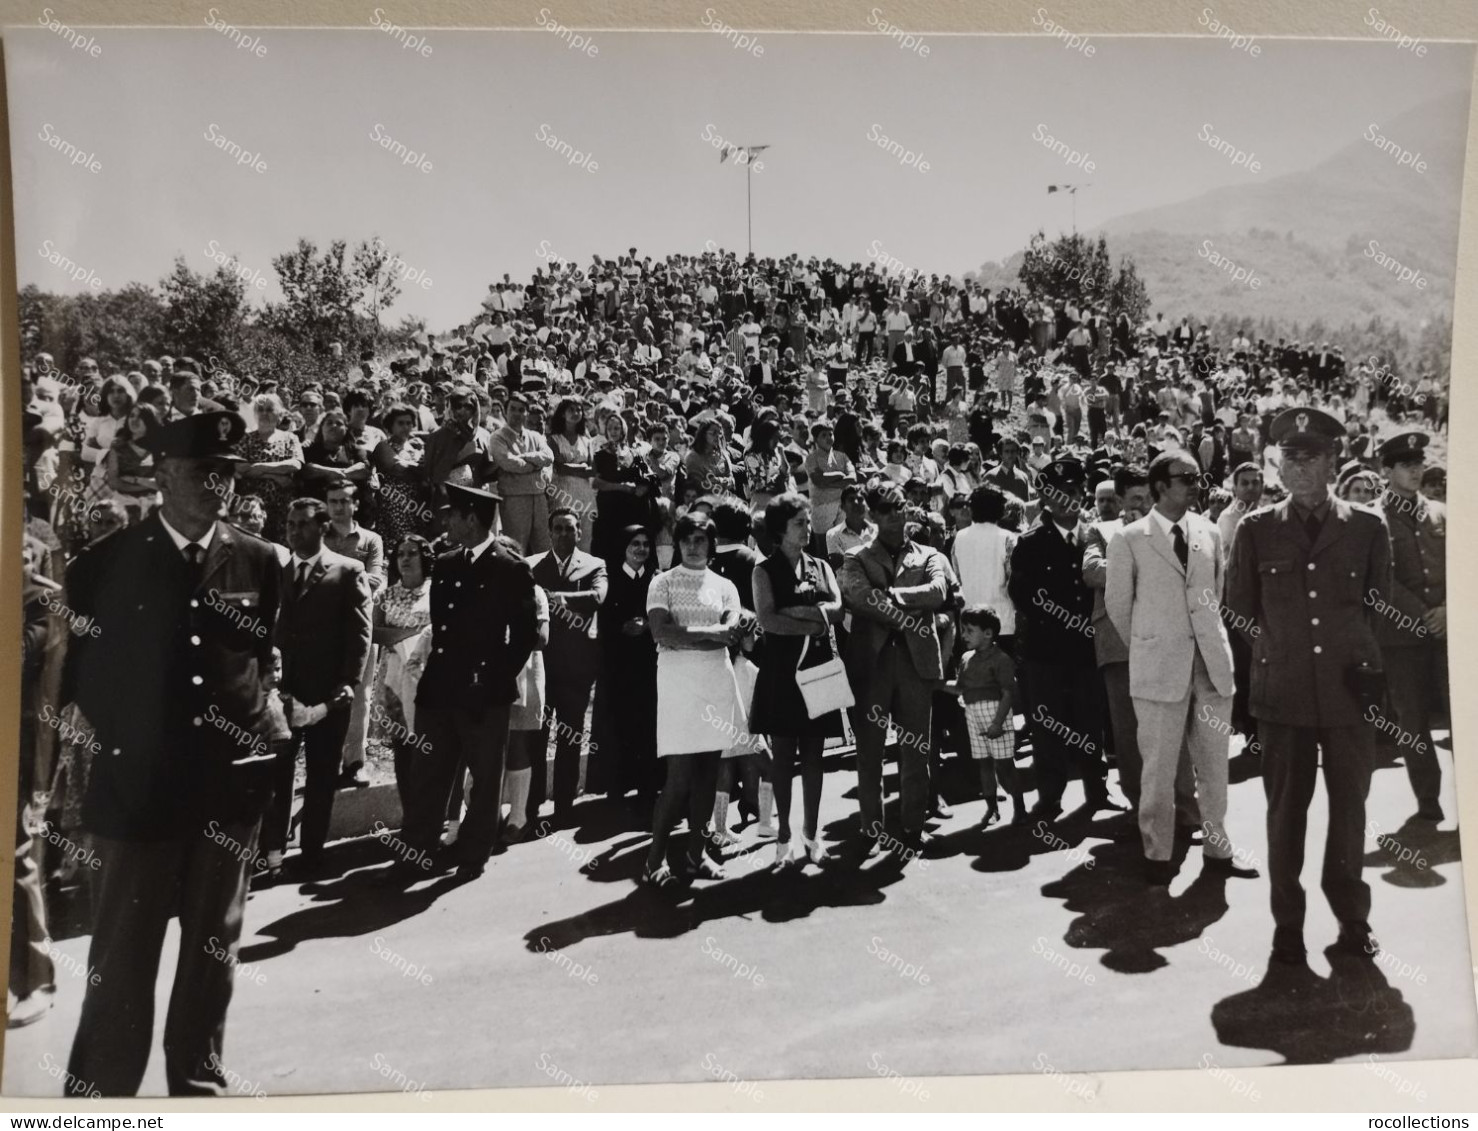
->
[500, 492, 551, 555]
[1133, 650, 1233, 863]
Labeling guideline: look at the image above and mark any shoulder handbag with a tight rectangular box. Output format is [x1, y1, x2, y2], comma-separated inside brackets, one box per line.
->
[794, 622, 855, 720]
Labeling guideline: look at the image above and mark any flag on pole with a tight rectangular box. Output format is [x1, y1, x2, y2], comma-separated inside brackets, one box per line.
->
[721, 144, 771, 165]
[1047, 184, 1059, 194]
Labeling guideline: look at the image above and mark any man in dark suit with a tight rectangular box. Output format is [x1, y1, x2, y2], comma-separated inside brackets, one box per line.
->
[841, 481, 949, 853]
[1225, 407, 1393, 970]
[265, 497, 372, 873]
[401, 483, 538, 880]
[526, 508, 607, 827]
[748, 347, 780, 404]
[61, 412, 282, 1096]
[1008, 457, 1124, 821]
[891, 329, 923, 380]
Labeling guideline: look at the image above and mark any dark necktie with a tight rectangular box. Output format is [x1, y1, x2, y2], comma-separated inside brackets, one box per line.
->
[294, 560, 310, 599]
[1172, 523, 1188, 568]
[1304, 511, 1323, 545]
[183, 543, 205, 589]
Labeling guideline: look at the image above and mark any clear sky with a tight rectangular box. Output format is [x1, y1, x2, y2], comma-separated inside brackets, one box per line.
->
[7, 25, 1472, 331]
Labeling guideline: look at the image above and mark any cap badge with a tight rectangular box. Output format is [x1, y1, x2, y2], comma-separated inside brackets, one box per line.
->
[1408, 434, 1419, 449]
[1296, 412, 1309, 433]
[217, 417, 234, 442]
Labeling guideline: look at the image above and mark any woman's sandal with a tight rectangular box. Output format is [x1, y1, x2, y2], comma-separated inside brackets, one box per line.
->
[642, 862, 677, 888]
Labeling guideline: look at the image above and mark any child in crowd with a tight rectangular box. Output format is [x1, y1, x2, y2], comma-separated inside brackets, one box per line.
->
[945, 605, 1025, 826]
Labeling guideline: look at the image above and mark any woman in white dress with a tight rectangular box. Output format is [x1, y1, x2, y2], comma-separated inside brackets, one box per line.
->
[642, 512, 754, 887]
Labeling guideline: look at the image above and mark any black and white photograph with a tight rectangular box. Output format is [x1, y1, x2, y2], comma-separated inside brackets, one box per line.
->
[3, 3, 1475, 1109]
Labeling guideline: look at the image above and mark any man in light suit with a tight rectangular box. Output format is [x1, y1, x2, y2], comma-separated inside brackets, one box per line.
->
[841, 480, 948, 853]
[267, 498, 373, 875]
[1083, 465, 1200, 828]
[1106, 451, 1257, 885]
[527, 508, 608, 828]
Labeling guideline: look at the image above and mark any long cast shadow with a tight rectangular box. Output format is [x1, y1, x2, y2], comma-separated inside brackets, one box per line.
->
[1039, 833, 1233, 975]
[1212, 947, 1414, 1064]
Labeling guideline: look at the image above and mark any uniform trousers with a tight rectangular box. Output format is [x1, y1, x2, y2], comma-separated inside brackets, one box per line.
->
[1258, 720, 1375, 939]
[408, 702, 511, 864]
[1384, 642, 1444, 806]
[68, 824, 257, 1096]
[500, 493, 551, 556]
[854, 636, 933, 836]
[1023, 658, 1106, 811]
[1133, 652, 1232, 862]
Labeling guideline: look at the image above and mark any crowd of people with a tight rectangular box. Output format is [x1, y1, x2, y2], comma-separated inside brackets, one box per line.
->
[13, 246, 1450, 1095]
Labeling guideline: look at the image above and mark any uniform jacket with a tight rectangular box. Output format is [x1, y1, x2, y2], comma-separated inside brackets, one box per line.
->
[1376, 489, 1445, 650]
[275, 547, 373, 708]
[1104, 512, 1234, 702]
[840, 537, 949, 684]
[1008, 517, 1096, 667]
[1223, 496, 1392, 727]
[1082, 519, 1127, 668]
[417, 542, 539, 711]
[60, 516, 282, 841]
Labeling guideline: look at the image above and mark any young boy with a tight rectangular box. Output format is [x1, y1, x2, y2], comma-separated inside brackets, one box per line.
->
[945, 605, 1026, 825]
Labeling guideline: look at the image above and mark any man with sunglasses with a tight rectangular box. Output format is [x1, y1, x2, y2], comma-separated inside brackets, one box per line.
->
[1106, 452, 1255, 885]
[1225, 407, 1393, 973]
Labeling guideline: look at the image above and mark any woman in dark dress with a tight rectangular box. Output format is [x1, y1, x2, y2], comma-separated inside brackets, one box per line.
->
[749, 492, 845, 869]
[591, 414, 657, 566]
[590, 524, 661, 813]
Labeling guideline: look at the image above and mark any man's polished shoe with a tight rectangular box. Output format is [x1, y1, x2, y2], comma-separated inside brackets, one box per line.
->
[1085, 784, 1131, 813]
[1204, 855, 1260, 879]
[1330, 922, 1379, 959]
[1417, 799, 1445, 822]
[1142, 859, 1176, 886]
[6, 987, 54, 1030]
[339, 765, 371, 790]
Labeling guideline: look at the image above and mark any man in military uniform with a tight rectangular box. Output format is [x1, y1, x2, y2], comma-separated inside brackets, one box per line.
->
[1008, 456, 1124, 821]
[400, 483, 538, 882]
[1376, 431, 1447, 821]
[61, 412, 282, 1095]
[1225, 407, 1393, 968]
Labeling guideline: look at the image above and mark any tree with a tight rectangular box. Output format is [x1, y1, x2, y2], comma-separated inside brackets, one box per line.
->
[1017, 230, 1150, 324]
[265, 238, 360, 356]
[159, 257, 250, 366]
[352, 237, 405, 347]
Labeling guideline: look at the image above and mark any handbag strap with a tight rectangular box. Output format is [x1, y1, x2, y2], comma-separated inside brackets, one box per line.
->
[796, 619, 840, 672]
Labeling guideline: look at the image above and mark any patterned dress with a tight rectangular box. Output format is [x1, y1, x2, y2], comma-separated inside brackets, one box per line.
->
[376, 436, 428, 546]
[237, 429, 305, 542]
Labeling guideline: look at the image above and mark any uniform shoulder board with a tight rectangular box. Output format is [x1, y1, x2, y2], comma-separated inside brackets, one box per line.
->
[221, 518, 274, 548]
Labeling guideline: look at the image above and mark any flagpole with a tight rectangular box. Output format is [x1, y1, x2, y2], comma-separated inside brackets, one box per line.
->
[747, 159, 753, 256]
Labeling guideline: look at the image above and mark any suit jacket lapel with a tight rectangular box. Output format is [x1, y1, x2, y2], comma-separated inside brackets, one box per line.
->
[1144, 519, 1185, 577]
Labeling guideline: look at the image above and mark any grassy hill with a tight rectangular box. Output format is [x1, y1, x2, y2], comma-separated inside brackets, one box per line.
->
[974, 91, 1470, 332]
